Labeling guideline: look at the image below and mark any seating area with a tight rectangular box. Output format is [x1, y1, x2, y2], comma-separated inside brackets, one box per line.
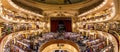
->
[4, 32, 114, 52]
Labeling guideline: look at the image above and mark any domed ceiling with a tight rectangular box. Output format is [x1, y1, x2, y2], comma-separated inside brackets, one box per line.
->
[31, 0, 86, 5]
[10, 0, 104, 15]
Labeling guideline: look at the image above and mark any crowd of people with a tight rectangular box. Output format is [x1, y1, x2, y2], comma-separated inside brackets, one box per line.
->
[4, 32, 114, 52]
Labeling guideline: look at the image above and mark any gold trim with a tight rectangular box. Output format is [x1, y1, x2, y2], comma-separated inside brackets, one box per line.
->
[38, 39, 80, 52]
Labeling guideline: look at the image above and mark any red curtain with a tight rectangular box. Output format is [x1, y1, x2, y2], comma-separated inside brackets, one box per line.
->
[64, 20, 72, 32]
[51, 20, 72, 32]
[51, 20, 58, 32]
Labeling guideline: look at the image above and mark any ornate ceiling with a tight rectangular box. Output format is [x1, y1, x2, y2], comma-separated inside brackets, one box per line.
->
[9, 0, 103, 14]
[9, 0, 105, 17]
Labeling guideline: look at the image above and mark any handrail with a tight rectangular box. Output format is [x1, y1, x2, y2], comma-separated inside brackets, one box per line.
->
[109, 30, 120, 52]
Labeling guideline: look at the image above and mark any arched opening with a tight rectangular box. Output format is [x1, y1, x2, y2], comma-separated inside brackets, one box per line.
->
[39, 39, 80, 52]
[51, 17, 72, 32]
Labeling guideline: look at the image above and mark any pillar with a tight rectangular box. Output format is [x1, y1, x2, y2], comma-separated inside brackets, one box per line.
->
[0, 27, 3, 38]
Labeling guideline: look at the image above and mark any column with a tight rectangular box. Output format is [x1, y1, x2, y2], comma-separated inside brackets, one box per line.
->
[0, 27, 3, 38]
